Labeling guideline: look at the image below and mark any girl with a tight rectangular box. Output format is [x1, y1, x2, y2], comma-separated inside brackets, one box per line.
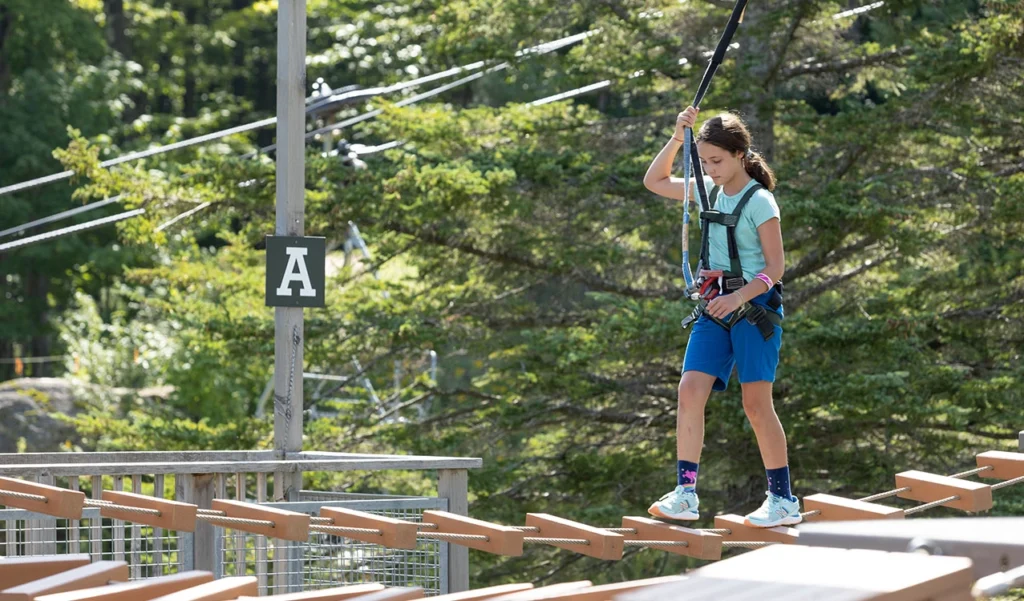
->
[641, 106, 799, 528]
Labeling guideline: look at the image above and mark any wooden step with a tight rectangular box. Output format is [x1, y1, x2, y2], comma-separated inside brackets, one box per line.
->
[0, 555, 91, 590]
[976, 451, 1024, 480]
[0, 561, 128, 601]
[895, 471, 993, 512]
[803, 494, 904, 522]
[621, 516, 722, 560]
[34, 571, 214, 601]
[524, 514, 623, 560]
[712, 514, 799, 544]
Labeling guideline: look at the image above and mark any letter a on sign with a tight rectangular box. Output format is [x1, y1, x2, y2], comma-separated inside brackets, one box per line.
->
[266, 236, 326, 308]
[277, 247, 316, 297]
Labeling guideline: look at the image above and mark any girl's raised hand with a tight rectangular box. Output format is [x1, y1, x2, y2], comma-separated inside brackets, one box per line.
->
[675, 106, 700, 138]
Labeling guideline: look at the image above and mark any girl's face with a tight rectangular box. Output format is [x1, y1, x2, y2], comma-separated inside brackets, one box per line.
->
[696, 142, 743, 185]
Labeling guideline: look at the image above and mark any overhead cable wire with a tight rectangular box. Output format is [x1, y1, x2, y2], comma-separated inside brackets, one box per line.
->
[0, 196, 123, 239]
[0, 30, 598, 200]
[0, 209, 145, 253]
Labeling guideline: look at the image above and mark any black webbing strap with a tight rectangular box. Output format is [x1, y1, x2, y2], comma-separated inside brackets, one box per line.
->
[698, 183, 763, 278]
[685, 0, 750, 238]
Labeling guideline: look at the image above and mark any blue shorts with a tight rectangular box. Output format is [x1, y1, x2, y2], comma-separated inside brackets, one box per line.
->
[681, 291, 783, 392]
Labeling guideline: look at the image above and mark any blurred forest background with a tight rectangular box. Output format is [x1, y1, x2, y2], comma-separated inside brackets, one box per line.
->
[0, 0, 1022, 586]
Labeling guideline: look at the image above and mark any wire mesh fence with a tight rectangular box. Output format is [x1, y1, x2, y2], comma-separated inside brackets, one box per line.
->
[0, 507, 183, 579]
[219, 498, 446, 596]
[1, 498, 445, 595]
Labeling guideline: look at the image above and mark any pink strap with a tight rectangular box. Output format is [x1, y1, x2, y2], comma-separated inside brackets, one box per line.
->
[755, 273, 774, 290]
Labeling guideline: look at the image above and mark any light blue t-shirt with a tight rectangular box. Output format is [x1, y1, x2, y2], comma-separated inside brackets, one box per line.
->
[696, 176, 780, 283]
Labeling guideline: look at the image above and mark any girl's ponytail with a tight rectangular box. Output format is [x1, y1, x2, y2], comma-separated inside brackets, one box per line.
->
[743, 150, 776, 192]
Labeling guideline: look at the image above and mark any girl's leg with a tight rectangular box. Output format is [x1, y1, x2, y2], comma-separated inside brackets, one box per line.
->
[649, 370, 718, 520]
[677, 371, 717, 464]
[741, 381, 792, 498]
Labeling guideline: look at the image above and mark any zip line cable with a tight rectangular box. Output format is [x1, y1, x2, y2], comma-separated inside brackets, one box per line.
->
[0, 52, 595, 251]
[0, 30, 598, 201]
[0, 209, 145, 253]
[0, 196, 122, 239]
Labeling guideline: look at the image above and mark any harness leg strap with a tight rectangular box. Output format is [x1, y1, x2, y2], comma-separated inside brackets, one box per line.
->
[743, 304, 782, 341]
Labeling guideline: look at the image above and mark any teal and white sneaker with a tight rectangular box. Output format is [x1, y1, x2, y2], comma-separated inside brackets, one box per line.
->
[648, 486, 699, 521]
[744, 491, 802, 528]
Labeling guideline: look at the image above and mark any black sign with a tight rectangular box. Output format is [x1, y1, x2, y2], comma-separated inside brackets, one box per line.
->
[265, 235, 326, 308]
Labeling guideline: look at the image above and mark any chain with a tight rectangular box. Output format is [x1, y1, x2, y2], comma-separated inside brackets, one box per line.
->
[274, 324, 301, 458]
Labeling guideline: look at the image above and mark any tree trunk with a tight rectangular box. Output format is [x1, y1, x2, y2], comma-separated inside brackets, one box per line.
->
[232, 0, 253, 99]
[0, 338, 12, 381]
[736, 2, 777, 162]
[0, 4, 12, 97]
[103, 0, 131, 57]
[183, 5, 198, 118]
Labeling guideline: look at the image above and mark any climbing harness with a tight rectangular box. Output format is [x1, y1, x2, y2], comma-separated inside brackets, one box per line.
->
[676, 0, 782, 341]
[679, 183, 783, 341]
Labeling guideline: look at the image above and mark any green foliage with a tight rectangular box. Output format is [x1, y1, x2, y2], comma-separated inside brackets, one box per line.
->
[1, 0, 1023, 587]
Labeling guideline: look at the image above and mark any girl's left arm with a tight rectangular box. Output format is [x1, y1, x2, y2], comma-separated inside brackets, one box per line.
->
[756, 217, 785, 285]
[735, 218, 785, 302]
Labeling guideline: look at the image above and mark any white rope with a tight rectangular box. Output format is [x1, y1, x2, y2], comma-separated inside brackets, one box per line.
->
[311, 525, 383, 537]
[992, 474, 1024, 491]
[418, 532, 489, 543]
[903, 495, 961, 515]
[84, 499, 161, 516]
[0, 490, 48, 503]
[197, 508, 226, 516]
[524, 537, 590, 546]
[722, 541, 778, 549]
[197, 515, 276, 529]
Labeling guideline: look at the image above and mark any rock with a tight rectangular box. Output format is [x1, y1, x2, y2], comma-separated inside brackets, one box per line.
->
[0, 377, 86, 453]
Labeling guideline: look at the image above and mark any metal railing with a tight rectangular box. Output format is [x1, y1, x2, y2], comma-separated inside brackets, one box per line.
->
[0, 450, 480, 594]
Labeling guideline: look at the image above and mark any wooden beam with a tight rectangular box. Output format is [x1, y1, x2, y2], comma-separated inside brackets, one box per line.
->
[666, 544, 975, 601]
[318, 507, 417, 549]
[100, 490, 197, 532]
[427, 584, 535, 601]
[146, 577, 257, 601]
[422, 510, 524, 556]
[976, 451, 1024, 481]
[0, 556, 91, 590]
[895, 471, 993, 512]
[0, 561, 128, 601]
[514, 576, 687, 601]
[803, 494, 905, 522]
[712, 515, 799, 544]
[487, 582, 593, 601]
[33, 571, 215, 601]
[0, 476, 85, 519]
[320, 589, 423, 601]
[210, 499, 310, 541]
[621, 517, 722, 560]
[524, 514, 623, 560]
[235, 583, 385, 600]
